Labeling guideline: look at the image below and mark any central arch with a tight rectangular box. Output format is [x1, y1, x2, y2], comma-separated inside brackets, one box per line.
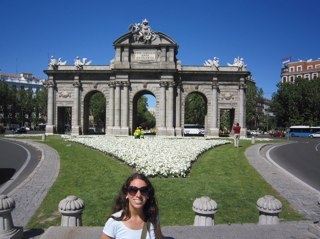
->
[132, 90, 156, 134]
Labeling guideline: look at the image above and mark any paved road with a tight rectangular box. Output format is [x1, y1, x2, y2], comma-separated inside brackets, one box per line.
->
[270, 137, 320, 191]
[0, 138, 42, 194]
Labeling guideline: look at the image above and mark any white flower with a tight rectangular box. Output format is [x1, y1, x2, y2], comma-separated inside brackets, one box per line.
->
[62, 135, 229, 177]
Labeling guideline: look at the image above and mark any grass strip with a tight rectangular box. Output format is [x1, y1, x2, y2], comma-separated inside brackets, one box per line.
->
[26, 136, 304, 228]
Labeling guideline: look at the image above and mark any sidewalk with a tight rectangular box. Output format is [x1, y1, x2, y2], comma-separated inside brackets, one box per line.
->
[3, 139, 320, 238]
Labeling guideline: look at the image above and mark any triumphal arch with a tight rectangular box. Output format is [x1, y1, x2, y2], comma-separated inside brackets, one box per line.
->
[45, 19, 250, 137]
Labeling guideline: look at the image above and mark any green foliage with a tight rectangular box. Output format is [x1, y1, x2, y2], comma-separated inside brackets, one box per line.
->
[136, 95, 155, 129]
[185, 93, 206, 125]
[27, 137, 304, 228]
[246, 81, 264, 129]
[0, 81, 47, 127]
[271, 78, 320, 127]
[90, 92, 106, 127]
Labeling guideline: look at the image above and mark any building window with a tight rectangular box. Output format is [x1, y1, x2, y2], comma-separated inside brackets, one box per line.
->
[304, 74, 310, 80]
[297, 66, 302, 71]
[289, 66, 295, 72]
[290, 76, 294, 82]
[297, 75, 302, 79]
[307, 65, 313, 70]
[282, 76, 287, 83]
[316, 64, 320, 69]
[313, 73, 318, 79]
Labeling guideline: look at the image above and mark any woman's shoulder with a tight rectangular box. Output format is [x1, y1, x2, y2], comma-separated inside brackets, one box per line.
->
[108, 210, 122, 221]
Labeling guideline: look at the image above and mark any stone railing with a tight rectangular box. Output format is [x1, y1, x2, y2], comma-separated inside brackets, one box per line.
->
[1, 193, 320, 238]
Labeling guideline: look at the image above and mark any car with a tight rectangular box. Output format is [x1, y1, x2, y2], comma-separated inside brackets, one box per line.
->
[15, 127, 28, 134]
[271, 131, 285, 137]
[250, 130, 260, 136]
[309, 131, 320, 138]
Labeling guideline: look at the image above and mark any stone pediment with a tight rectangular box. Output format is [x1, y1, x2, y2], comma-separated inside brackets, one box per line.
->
[113, 32, 178, 47]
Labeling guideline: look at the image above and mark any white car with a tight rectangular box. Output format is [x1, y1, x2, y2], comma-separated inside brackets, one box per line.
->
[309, 131, 320, 138]
[250, 130, 260, 136]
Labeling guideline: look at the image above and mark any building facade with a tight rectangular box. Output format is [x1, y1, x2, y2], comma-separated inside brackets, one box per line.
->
[281, 58, 320, 83]
[44, 20, 251, 137]
[0, 72, 44, 93]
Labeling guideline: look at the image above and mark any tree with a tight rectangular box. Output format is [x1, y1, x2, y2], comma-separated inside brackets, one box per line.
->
[136, 95, 155, 129]
[246, 81, 264, 129]
[0, 81, 10, 124]
[184, 93, 206, 125]
[271, 78, 320, 128]
[90, 92, 106, 129]
[33, 88, 48, 125]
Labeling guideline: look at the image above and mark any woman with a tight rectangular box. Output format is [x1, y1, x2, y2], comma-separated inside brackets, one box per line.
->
[101, 173, 164, 239]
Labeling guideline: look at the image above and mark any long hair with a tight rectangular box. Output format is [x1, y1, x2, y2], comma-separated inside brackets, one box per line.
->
[111, 173, 159, 225]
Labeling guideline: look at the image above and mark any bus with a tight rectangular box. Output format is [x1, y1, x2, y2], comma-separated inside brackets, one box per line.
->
[287, 125, 320, 137]
[183, 124, 205, 136]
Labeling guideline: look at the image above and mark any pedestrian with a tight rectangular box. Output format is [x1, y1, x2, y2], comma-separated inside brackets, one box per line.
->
[232, 123, 241, 147]
[100, 173, 164, 239]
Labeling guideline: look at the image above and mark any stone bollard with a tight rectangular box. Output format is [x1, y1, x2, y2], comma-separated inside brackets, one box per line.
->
[41, 134, 46, 141]
[251, 136, 255, 144]
[58, 195, 84, 227]
[192, 196, 218, 226]
[256, 195, 282, 225]
[0, 195, 23, 239]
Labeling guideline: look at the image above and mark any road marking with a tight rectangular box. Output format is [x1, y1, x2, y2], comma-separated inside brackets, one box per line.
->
[316, 142, 320, 152]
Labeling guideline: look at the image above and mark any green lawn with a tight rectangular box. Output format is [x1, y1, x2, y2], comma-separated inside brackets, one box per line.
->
[26, 136, 304, 228]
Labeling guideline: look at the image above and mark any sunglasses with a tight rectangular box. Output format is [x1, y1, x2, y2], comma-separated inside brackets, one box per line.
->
[128, 186, 149, 196]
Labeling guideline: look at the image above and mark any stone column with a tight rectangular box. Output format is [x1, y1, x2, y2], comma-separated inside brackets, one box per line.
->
[175, 84, 182, 136]
[158, 81, 167, 135]
[0, 195, 23, 239]
[72, 76, 81, 135]
[239, 78, 247, 136]
[45, 77, 55, 134]
[210, 78, 219, 136]
[58, 195, 84, 227]
[166, 82, 175, 136]
[107, 81, 115, 135]
[192, 196, 218, 226]
[256, 195, 282, 225]
[121, 81, 129, 135]
[114, 82, 121, 134]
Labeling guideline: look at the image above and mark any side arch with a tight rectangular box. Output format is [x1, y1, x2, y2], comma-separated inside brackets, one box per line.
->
[83, 90, 107, 134]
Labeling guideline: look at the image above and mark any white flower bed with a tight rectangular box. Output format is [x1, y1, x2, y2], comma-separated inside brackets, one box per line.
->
[62, 135, 229, 177]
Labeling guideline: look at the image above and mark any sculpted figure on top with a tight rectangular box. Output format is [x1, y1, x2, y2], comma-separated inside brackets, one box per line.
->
[74, 56, 92, 70]
[129, 19, 157, 44]
[48, 56, 67, 70]
[227, 57, 247, 71]
[204, 57, 220, 68]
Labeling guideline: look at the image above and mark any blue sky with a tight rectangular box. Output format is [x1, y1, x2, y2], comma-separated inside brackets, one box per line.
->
[1, 0, 320, 102]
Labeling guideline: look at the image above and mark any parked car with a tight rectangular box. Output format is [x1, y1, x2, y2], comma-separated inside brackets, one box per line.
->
[309, 131, 320, 138]
[15, 127, 28, 134]
[271, 131, 285, 137]
[250, 130, 260, 136]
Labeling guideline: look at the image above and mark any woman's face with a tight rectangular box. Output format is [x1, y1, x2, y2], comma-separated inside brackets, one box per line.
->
[127, 178, 149, 211]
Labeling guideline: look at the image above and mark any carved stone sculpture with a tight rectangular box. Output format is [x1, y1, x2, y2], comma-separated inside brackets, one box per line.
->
[74, 57, 91, 70]
[227, 57, 247, 71]
[49, 56, 67, 70]
[204, 57, 220, 68]
[129, 19, 157, 44]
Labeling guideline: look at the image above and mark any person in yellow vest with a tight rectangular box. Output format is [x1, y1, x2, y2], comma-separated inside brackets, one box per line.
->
[134, 127, 141, 139]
